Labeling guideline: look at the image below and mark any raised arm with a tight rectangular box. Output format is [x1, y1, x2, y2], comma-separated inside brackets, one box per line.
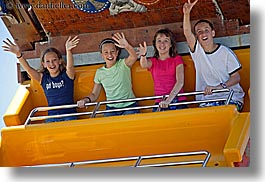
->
[65, 36, 80, 79]
[138, 41, 152, 69]
[183, 0, 198, 52]
[112, 32, 137, 67]
[2, 38, 42, 82]
[77, 83, 102, 108]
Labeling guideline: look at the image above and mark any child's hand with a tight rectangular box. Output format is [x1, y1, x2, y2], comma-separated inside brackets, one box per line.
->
[112, 32, 128, 49]
[2, 38, 21, 57]
[204, 85, 217, 95]
[183, 0, 198, 14]
[159, 100, 170, 108]
[77, 99, 86, 108]
[137, 41, 147, 57]
[65, 36, 80, 51]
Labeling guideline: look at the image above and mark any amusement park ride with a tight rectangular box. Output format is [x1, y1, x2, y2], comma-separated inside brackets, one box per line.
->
[0, 0, 250, 167]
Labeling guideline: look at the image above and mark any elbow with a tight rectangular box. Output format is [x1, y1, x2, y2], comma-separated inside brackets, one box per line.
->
[233, 73, 241, 84]
[89, 93, 97, 102]
[183, 27, 190, 35]
[129, 54, 138, 65]
[132, 54, 138, 62]
[237, 74, 241, 82]
[183, 29, 189, 36]
[179, 80, 184, 89]
[177, 76, 185, 89]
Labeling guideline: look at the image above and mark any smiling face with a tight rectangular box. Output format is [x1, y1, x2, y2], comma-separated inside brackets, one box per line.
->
[155, 33, 172, 56]
[100, 43, 119, 68]
[194, 22, 215, 47]
[42, 52, 62, 77]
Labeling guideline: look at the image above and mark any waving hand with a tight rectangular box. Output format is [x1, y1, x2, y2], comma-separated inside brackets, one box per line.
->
[2, 38, 21, 57]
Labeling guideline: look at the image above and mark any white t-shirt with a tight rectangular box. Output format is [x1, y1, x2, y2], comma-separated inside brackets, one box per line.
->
[190, 41, 245, 103]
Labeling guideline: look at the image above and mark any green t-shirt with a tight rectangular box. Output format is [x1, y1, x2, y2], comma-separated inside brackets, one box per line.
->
[94, 59, 135, 108]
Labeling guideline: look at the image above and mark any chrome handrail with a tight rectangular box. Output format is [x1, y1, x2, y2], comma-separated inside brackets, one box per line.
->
[25, 150, 211, 168]
[24, 89, 232, 125]
[134, 150, 211, 167]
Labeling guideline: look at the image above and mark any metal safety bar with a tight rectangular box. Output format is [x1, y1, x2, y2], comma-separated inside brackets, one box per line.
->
[24, 89, 232, 125]
[25, 150, 211, 168]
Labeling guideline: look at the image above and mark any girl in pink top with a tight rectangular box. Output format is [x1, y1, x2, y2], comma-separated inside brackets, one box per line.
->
[138, 28, 187, 111]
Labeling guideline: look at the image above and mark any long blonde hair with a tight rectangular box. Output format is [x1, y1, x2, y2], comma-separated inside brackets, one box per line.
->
[38, 47, 66, 73]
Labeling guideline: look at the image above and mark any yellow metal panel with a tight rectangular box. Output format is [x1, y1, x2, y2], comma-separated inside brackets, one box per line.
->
[235, 48, 250, 112]
[0, 105, 249, 167]
[224, 113, 250, 163]
[3, 85, 31, 126]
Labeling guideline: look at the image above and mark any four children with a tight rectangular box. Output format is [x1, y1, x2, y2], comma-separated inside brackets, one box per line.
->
[2, 0, 246, 121]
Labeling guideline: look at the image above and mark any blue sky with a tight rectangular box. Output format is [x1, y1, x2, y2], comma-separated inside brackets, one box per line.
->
[0, 19, 19, 132]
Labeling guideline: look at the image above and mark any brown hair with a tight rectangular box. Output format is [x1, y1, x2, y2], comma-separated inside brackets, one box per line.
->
[99, 38, 120, 53]
[194, 19, 214, 33]
[152, 28, 178, 59]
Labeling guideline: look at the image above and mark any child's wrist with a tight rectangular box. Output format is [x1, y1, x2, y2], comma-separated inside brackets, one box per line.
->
[84, 96, 91, 103]
[16, 53, 23, 59]
[124, 44, 133, 50]
[140, 52, 147, 57]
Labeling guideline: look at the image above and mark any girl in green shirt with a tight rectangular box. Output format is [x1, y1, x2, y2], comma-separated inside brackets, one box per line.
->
[77, 32, 140, 116]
